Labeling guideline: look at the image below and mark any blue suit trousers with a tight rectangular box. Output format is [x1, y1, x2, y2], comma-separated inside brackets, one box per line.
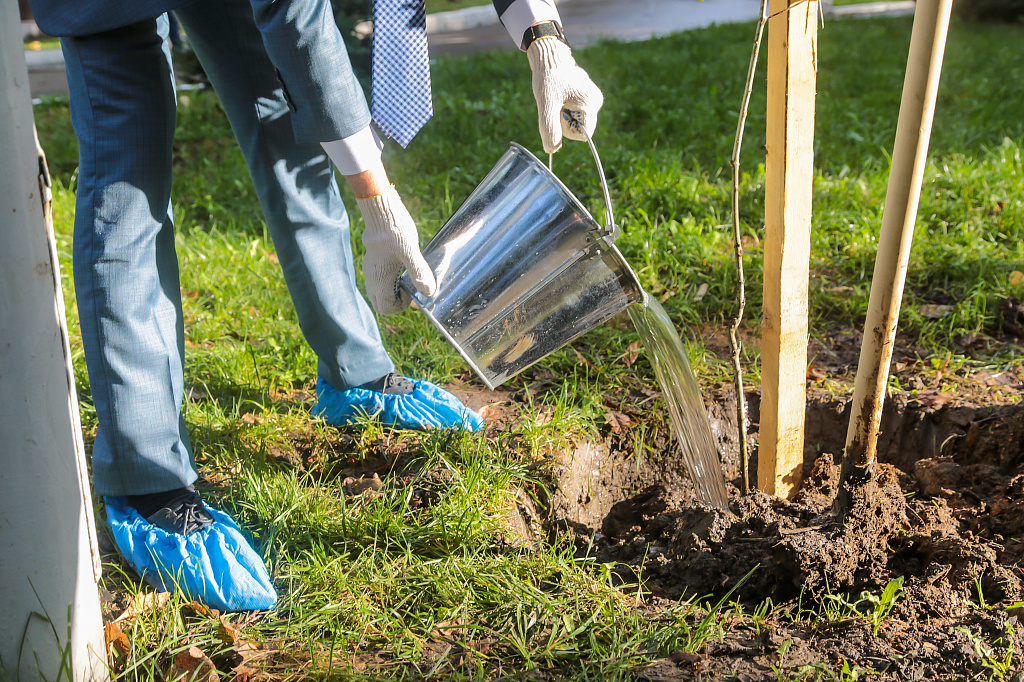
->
[61, 2, 395, 497]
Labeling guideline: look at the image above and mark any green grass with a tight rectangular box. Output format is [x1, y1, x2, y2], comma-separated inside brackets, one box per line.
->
[426, 0, 492, 13]
[830, 0, 889, 7]
[24, 37, 61, 51]
[31, 13, 1024, 680]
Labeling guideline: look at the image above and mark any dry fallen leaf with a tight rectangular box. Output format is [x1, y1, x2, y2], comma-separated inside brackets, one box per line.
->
[532, 406, 554, 426]
[913, 390, 950, 409]
[623, 341, 642, 367]
[960, 332, 988, 349]
[217, 615, 241, 647]
[919, 304, 953, 319]
[974, 370, 1014, 387]
[604, 411, 632, 434]
[113, 592, 172, 624]
[104, 622, 130, 671]
[478, 404, 504, 421]
[228, 639, 263, 679]
[343, 474, 384, 496]
[432, 619, 470, 638]
[183, 600, 218, 619]
[574, 349, 598, 370]
[170, 646, 220, 682]
[1010, 270, 1024, 288]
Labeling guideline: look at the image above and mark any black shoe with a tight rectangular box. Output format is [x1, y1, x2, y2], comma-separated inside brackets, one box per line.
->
[128, 487, 214, 536]
[359, 372, 415, 396]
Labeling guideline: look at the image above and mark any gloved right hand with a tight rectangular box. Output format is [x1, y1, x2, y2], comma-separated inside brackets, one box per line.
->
[526, 36, 604, 154]
[356, 185, 438, 316]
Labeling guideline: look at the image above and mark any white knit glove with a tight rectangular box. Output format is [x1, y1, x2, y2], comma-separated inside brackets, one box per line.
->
[526, 37, 604, 154]
[356, 186, 437, 316]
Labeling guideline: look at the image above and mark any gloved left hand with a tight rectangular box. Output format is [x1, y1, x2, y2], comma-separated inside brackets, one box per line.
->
[357, 186, 438, 316]
[526, 36, 605, 153]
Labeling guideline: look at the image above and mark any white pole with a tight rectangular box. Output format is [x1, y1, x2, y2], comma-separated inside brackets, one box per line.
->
[844, 0, 953, 472]
[0, 5, 109, 681]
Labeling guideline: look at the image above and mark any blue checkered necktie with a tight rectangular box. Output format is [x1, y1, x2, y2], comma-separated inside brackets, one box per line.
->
[372, 0, 433, 147]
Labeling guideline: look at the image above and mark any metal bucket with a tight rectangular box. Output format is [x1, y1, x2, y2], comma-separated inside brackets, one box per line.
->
[399, 140, 642, 390]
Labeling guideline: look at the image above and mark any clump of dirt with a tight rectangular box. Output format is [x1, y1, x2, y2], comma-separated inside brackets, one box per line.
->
[586, 460, 909, 604]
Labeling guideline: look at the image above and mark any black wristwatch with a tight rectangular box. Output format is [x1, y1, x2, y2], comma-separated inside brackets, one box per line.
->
[522, 21, 569, 51]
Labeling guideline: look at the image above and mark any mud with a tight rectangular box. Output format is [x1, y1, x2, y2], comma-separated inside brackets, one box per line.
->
[541, 377, 1024, 680]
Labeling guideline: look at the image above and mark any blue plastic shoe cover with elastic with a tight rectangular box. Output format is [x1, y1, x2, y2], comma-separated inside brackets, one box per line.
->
[312, 376, 485, 431]
[104, 495, 278, 612]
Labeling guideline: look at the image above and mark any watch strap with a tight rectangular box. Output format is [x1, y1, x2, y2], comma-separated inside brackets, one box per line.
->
[522, 21, 569, 51]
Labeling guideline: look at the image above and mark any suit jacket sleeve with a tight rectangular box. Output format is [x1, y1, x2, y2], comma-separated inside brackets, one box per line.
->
[250, 0, 372, 143]
[491, 0, 561, 49]
[27, 0, 183, 37]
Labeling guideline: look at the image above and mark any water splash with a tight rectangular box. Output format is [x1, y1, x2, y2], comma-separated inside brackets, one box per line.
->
[628, 294, 730, 510]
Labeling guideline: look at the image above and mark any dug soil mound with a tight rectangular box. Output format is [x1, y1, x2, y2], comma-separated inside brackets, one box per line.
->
[542, 379, 1024, 680]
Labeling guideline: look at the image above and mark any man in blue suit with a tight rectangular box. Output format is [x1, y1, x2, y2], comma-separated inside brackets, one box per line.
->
[28, 0, 603, 609]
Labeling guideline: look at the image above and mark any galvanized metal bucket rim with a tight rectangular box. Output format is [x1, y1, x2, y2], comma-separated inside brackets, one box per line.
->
[500, 138, 619, 243]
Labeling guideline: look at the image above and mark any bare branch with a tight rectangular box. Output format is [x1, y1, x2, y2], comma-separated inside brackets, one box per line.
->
[729, 0, 770, 493]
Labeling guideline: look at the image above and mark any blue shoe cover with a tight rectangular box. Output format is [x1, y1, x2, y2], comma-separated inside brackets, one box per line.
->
[104, 496, 278, 612]
[312, 376, 485, 431]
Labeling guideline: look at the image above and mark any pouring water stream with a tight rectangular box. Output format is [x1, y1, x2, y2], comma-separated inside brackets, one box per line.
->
[628, 293, 730, 510]
[576, 122, 729, 510]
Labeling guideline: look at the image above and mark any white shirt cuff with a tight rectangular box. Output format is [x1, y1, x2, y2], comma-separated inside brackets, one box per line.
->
[499, 0, 562, 50]
[321, 126, 384, 175]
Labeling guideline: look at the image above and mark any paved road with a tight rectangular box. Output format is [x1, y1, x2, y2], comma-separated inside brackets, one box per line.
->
[24, 47, 68, 98]
[428, 0, 766, 56]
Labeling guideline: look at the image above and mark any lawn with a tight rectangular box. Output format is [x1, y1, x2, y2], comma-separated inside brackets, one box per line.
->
[31, 13, 1024, 681]
[426, 0, 492, 13]
[24, 37, 61, 50]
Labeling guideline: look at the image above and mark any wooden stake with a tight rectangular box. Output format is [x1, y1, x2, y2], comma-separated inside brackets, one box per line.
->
[759, 0, 818, 499]
[845, 0, 953, 472]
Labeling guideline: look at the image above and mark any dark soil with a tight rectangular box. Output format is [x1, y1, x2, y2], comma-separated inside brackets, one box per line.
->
[511, 322, 1024, 681]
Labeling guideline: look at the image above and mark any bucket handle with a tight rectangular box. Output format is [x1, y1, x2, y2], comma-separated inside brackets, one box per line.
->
[559, 109, 619, 242]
